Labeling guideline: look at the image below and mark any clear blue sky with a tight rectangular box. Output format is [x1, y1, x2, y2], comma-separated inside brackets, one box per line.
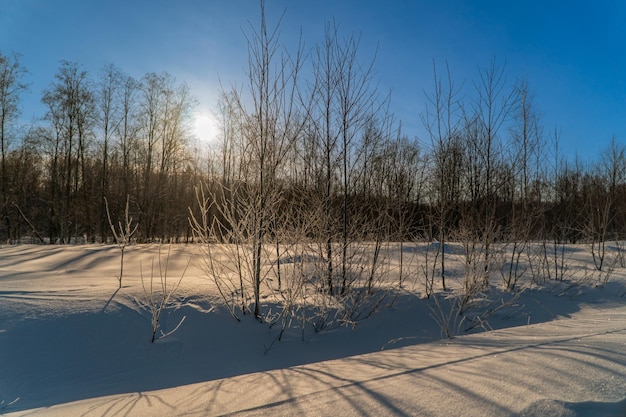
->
[1, 0, 625, 162]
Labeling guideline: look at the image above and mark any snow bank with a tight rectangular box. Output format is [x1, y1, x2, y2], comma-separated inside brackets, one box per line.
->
[1, 244, 625, 416]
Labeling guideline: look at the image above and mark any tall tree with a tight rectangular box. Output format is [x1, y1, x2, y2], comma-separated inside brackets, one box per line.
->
[335, 30, 380, 294]
[308, 21, 381, 294]
[42, 61, 95, 242]
[96, 63, 124, 240]
[466, 59, 515, 286]
[222, 0, 305, 318]
[308, 21, 342, 293]
[0, 51, 28, 241]
[422, 61, 463, 291]
[500, 79, 544, 289]
[117, 74, 139, 201]
[136, 72, 193, 240]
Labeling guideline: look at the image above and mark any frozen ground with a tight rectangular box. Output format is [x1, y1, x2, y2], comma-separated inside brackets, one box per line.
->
[0, 244, 625, 416]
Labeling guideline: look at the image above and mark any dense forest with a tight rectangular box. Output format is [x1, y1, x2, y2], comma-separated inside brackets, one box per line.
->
[1, 18, 625, 257]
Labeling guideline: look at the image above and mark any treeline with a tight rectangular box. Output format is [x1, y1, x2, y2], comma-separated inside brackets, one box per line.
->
[1, 56, 200, 243]
[1, 20, 625, 255]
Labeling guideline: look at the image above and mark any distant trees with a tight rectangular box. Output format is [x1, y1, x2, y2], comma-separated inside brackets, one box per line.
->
[135, 72, 195, 240]
[96, 64, 125, 241]
[0, 51, 28, 241]
[2, 4, 626, 344]
[41, 61, 96, 243]
[0, 57, 196, 244]
[0, 14, 625, 273]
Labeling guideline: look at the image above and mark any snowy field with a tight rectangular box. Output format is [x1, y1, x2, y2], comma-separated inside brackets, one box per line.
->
[1, 243, 625, 416]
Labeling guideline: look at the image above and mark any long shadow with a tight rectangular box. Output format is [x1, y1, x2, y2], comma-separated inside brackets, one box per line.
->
[2, 280, 625, 414]
[212, 326, 626, 416]
[519, 397, 626, 417]
[100, 288, 120, 313]
[0, 245, 120, 275]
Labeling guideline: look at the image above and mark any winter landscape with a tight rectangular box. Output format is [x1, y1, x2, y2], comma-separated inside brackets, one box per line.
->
[1, 242, 625, 416]
[2, 1, 626, 416]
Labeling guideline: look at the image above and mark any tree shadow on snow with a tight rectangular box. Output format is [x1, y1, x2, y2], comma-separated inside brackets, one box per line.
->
[1, 279, 624, 413]
[520, 397, 626, 417]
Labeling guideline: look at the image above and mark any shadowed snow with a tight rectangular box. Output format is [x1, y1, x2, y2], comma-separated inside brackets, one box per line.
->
[1, 244, 625, 416]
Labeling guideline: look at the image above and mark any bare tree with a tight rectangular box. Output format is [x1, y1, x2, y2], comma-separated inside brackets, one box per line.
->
[600, 137, 626, 240]
[501, 78, 544, 290]
[422, 61, 463, 291]
[136, 72, 194, 240]
[0, 51, 28, 242]
[600, 138, 626, 265]
[105, 196, 138, 288]
[335, 31, 381, 295]
[42, 61, 96, 242]
[96, 64, 125, 240]
[189, 182, 250, 320]
[460, 59, 515, 288]
[386, 132, 425, 287]
[117, 74, 140, 200]
[223, 1, 305, 319]
[308, 21, 342, 293]
[307, 21, 382, 295]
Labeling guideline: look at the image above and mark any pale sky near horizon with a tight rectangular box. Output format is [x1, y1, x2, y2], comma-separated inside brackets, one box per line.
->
[1, 0, 625, 162]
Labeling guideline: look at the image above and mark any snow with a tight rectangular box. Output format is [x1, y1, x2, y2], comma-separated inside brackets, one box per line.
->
[1, 243, 625, 416]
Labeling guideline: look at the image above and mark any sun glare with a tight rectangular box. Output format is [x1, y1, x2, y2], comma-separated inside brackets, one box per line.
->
[192, 111, 219, 145]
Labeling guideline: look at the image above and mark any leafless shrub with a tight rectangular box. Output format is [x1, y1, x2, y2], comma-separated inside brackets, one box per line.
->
[525, 243, 547, 286]
[428, 291, 466, 339]
[497, 241, 528, 291]
[420, 241, 440, 299]
[189, 184, 248, 320]
[462, 290, 523, 333]
[139, 245, 189, 343]
[455, 222, 493, 313]
[429, 283, 523, 339]
[615, 241, 626, 268]
[596, 251, 619, 287]
[541, 236, 570, 282]
[586, 196, 612, 271]
[105, 196, 138, 288]
[300, 240, 396, 333]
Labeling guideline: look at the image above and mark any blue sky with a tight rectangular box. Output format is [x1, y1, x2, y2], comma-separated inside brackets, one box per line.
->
[1, 0, 625, 161]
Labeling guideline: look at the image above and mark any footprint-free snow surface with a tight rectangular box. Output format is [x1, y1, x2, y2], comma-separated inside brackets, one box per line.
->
[1, 244, 625, 416]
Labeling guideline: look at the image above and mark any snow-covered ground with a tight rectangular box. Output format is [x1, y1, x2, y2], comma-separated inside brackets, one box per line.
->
[1, 244, 625, 416]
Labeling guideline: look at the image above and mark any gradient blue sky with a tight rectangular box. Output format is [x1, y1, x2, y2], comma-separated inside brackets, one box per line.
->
[1, 0, 625, 161]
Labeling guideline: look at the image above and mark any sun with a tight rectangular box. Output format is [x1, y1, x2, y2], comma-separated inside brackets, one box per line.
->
[192, 110, 219, 145]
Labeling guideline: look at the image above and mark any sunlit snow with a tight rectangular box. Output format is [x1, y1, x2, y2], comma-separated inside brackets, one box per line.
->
[0, 244, 625, 416]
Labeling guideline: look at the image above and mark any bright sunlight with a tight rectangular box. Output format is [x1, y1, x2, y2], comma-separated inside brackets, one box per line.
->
[192, 110, 219, 145]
